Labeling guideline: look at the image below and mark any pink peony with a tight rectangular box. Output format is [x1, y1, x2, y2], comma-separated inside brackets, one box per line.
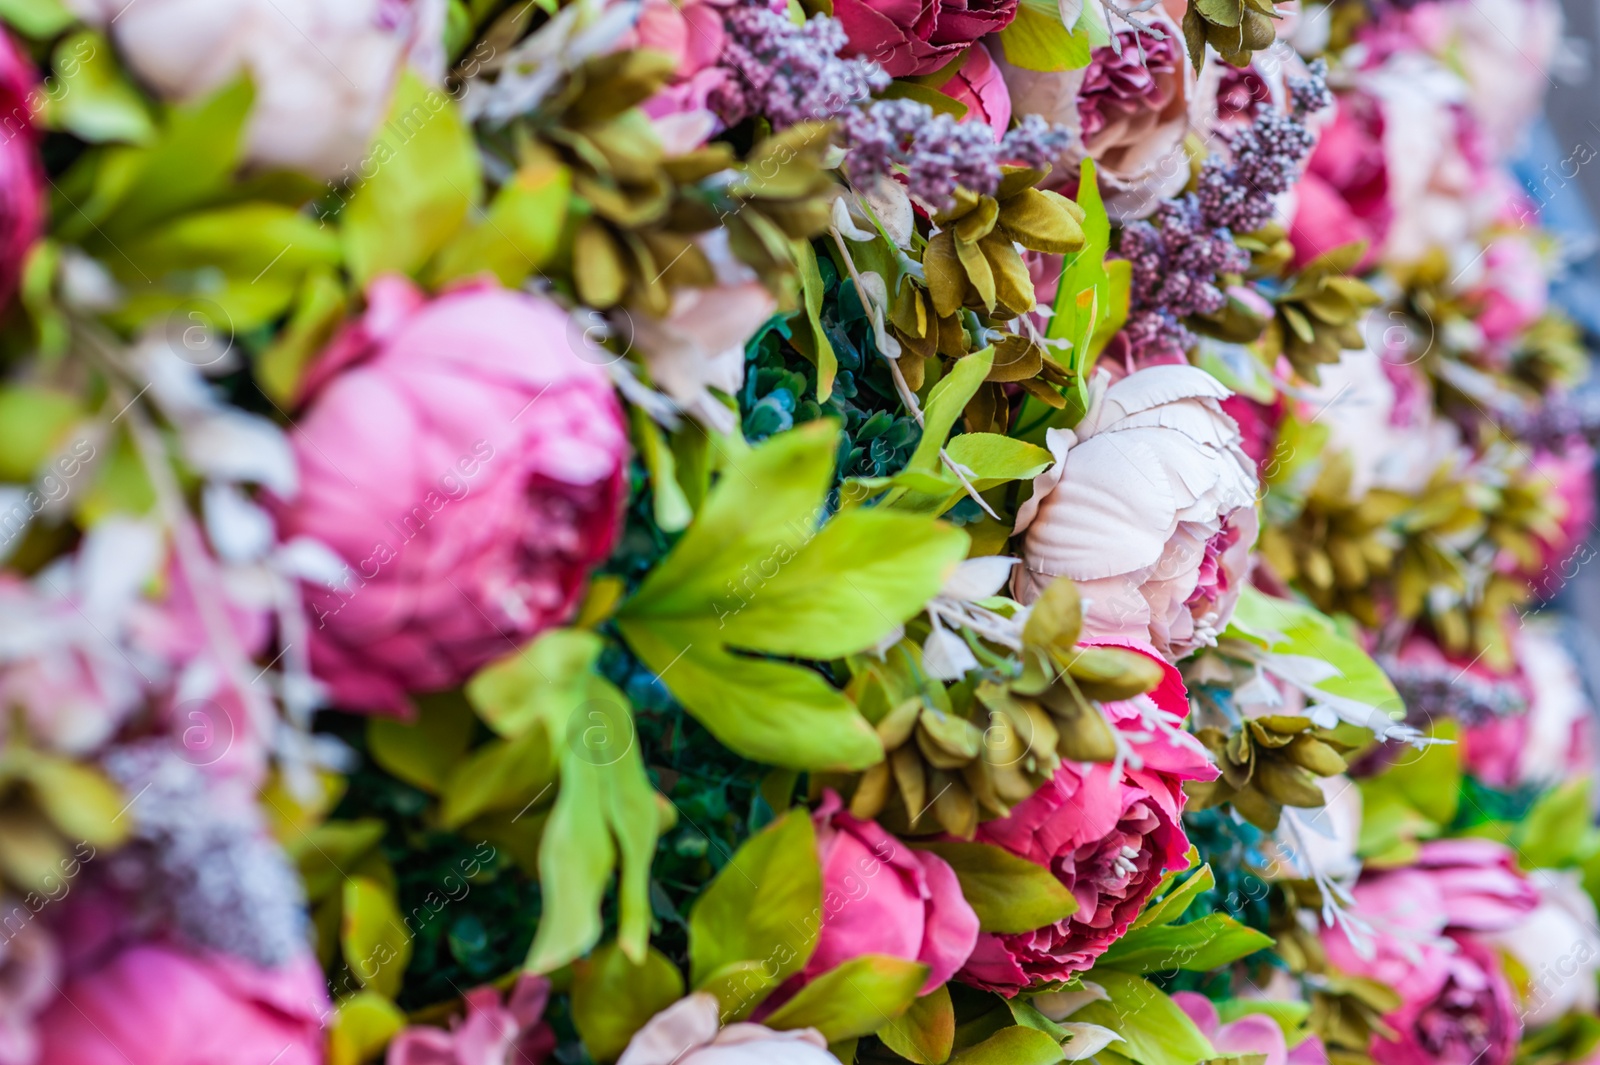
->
[621, 0, 733, 150]
[805, 791, 980, 994]
[1484, 869, 1600, 1027]
[0, 29, 42, 309]
[960, 643, 1216, 992]
[1173, 993, 1329, 1065]
[1460, 621, 1595, 790]
[1014, 366, 1260, 660]
[835, 0, 1018, 78]
[1219, 393, 1284, 477]
[268, 277, 628, 714]
[388, 975, 555, 1065]
[35, 943, 329, 1065]
[1469, 232, 1548, 351]
[996, 13, 1192, 220]
[1292, 91, 1391, 270]
[1322, 841, 1532, 1065]
[937, 42, 1010, 139]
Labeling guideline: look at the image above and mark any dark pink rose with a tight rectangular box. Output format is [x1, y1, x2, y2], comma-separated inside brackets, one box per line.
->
[0, 29, 43, 309]
[269, 277, 629, 714]
[35, 944, 328, 1065]
[937, 42, 1010, 139]
[805, 791, 980, 994]
[1174, 993, 1329, 1065]
[388, 975, 555, 1065]
[836, 0, 1018, 78]
[1292, 92, 1391, 270]
[960, 644, 1217, 993]
[1322, 844, 1531, 1065]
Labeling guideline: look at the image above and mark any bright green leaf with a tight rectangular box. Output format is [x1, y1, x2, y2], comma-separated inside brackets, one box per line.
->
[342, 71, 480, 284]
[0, 0, 73, 37]
[573, 942, 686, 1062]
[341, 876, 412, 999]
[690, 809, 821, 1018]
[39, 31, 155, 144]
[0, 386, 81, 481]
[791, 240, 839, 401]
[1095, 913, 1274, 973]
[1071, 971, 1214, 1065]
[1518, 778, 1592, 869]
[912, 841, 1078, 933]
[256, 268, 348, 405]
[766, 954, 929, 1041]
[430, 160, 571, 288]
[1131, 863, 1214, 931]
[328, 991, 407, 1065]
[1229, 588, 1403, 716]
[367, 692, 479, 795]
[880, 986, 956, 1065]
[950, 1025, 1066, 1065]
[999, 0, 1092, 71]
[943, 433, 1054, 491]
[1048, 159, 1113, 410]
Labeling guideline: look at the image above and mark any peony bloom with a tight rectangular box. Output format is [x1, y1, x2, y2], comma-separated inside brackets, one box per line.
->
[1292, 90, 1392, 270]
[960, 644, 1216, 992]
[620, 0, 733, 150]
[0, 29, 42, 310]
[35, 944, 329, 1065]
[1014, 365, 1259, 661]
[834, 0, 1018, 78]
[65, 0, 444, 179]
[388, 975, 555, 1065]
[1322, 841, 1533, 1065]
[805, 791, 979, 994]
[1174, 993, 1329, 1065]
[1460, 621, 1594, 790]
[997, 13, 1192, 220]
[937, 42, 1011, 139]
[268, 277, 628, 714]
[1468, 232, 1548, 351]
[619, 993, 842, 1065]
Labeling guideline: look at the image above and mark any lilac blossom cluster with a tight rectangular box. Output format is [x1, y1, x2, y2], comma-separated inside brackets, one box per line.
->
[838, 103, 1074, 209]
[710, 5, 890, 129]
[1381, 657, 1528, 726]
[1118, 59, 1331, 350]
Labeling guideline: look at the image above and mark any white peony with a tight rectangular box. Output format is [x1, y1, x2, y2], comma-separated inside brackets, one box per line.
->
[1013, 365, 1259, 660]
[1485, 869, 1600, 1027]
[67, 0, 445, 179]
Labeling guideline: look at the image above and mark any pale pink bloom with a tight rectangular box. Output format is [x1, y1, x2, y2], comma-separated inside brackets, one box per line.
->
[1174, 992, 1329, 1065]
[619, 994, 841, 1065]
[1014, 366, 1259, 660]
[1484, 869, 1600, 1027]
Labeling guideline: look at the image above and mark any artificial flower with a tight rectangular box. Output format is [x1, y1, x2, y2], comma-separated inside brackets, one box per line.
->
[0, 908, 57, 1065]
[833, 0, 1018, 77]
[1174, 992, 1329, 1065]
[961, 644, 1216, 992]
[937, 42, 1011, 139]
[66, 0, 445, 179]
[619, 994, 841, 1065]
[268, 277, 629, 715]
[1014, 365, 1259, 660]
[0, 29, 41, 310]
[388, 975, 555, 1065]
[804, 791, 979, 994]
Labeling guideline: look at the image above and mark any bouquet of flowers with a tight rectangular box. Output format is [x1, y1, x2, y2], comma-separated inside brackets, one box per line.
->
[0, 0, 1596, 1063]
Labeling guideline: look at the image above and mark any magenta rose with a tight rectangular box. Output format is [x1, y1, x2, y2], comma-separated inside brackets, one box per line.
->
[0, 29, 43, 309]
[805, 791, 980, 993]
[960, 644, 1217, 993]
[35, 943, 328, 1065]
[269, 277, 629, 714]
[836, 0, 1018, 77]
[1292, 91, 1392, 270]
[1322, 841, 1533, 1065]
[937, 42, 1011, 139]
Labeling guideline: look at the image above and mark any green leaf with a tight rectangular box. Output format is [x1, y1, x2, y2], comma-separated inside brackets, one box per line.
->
[341, 876, 412, 999]
[257, 268, 348, 405]
[911, 841, 1078, 933]
[1048, 159, 1113, 410]
[39, 31, 155, 144]
[438, 726, 554, 828]
[467, 628, 608, 739]
[791, 240, 839, 401]
[0, 386, 81, 481]
[943, 433, 1054, 491]
[0, 0, 73, 37]
[342, 71, 480, 284]
[905, 349, 995, 476]
[99, 77, 255, 240]
[631, 406, 694, 533]
[1518, 778, 1591, 869]
[1228, 588, 1402, 716]
[950, 1025, 1066, 1065]
[766, 954, 929, 1041]
[1214, 1000, 1312, 1042]
[1071, 971, 1214, 1065]
[999, 0, 1093, 71]
[430, 160, 571, 288]
[1095, 913, 1274, 972]
[329, 992, 407, 1065]
[293, 819, 387, 900]
[1130, 862, 1213, 930]
[879, 80, 971, 118]
[618, 423, 968, 770]
[368, 693, 479, 795]
[572, 942, 686, 1062]
[880, 986, 956, 1065]
[22, 756, 129, 848]
[689, 808, 821, 1018]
